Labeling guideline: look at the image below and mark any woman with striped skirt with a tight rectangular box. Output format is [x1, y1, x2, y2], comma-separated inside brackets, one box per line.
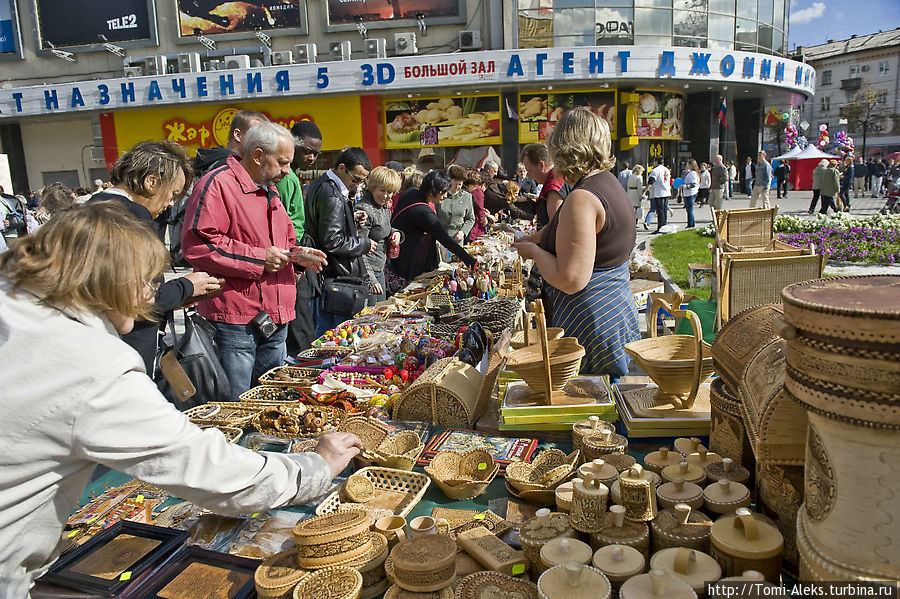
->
[512, 107, 640, 379]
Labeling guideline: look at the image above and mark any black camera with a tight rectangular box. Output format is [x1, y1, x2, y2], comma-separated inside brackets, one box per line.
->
[250, 310, 279, 339]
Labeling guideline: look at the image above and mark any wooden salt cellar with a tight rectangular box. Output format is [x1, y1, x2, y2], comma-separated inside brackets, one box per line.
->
[456, 526, 529, 577]
[656, 479, 704, 510]
[291, 566, 362, 599]
[390, 534, 457, 592]
[619, 569, 697, 599]
[592, 545, 645, 598]
[292, 510, 372, 569]
[572, 416, 607, 461]
[581, 428, 629, 462]
[589, 505, 651, 560]
[650, 504, 712, 553]
[537, 563, 611, 599]
[643, 447, 682, 475]
[649, 547, 722, 596]
[710, 508, 783, 583]
[569, 474, 610, 532]
[520, 508, 576, 576]
[661, 461, 707, 487]
[685, 447, 723, 470]
[540, 537, 593, 571]
[704, 458, 750, 485]
[577, 458, 619, 488]
[610, 471, 660, 506]
[618, 465, 658, 522]
[703, 479, 752, 515]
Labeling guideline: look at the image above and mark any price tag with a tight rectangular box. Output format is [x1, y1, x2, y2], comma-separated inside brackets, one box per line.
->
[478, 463, 488, 470]
[473, 513, 485, 521]
[119, 571, 132, 581]
[511, 564, 526, 575]
[135, 495, 144, 504]
[67, 530, 80, 538]
[87, 516, 99, 524]
[252, 513, 259, 518]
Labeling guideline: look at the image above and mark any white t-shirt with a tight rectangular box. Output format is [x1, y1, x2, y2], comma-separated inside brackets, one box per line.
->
[700, 170, 711, 189]
[648, 165, 671, 198]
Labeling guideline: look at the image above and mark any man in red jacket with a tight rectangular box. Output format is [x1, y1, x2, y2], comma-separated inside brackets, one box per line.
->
[182, 121, 326, 398]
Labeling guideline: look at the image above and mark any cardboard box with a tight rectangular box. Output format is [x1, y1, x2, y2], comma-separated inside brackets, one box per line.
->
[688, 263, 713, 288]
[630, 277, 665, 312]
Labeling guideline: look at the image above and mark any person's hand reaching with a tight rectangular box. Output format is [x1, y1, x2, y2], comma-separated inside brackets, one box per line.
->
[314, 431, 363, 478]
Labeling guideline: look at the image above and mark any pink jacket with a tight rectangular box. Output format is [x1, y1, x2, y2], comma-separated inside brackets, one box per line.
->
[182, 155, 297, 325]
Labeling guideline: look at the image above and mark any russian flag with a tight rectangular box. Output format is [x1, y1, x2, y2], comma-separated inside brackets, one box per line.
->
[717, 99, 727, 128]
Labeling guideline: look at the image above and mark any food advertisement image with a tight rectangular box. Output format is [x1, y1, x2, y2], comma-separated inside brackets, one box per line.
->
[177, 0, 303, 37]
[518, 90, 617, 143]
[634, 91, 683, 140]
[384, 95, 501, 148]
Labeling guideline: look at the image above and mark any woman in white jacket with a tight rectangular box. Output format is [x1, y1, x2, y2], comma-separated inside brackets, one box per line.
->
[626, 164, 645, 225]
[0, 201, 362, 597]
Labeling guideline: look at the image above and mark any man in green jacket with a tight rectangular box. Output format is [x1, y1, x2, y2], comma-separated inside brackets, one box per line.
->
[809, 159, 827, 214]
[277, 120, 323, 355]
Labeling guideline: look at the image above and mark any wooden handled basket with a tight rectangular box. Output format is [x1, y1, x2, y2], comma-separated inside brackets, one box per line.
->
[624, 295, 714, 408]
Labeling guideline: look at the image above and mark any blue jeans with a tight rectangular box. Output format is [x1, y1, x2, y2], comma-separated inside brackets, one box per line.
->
[312, 299, 350, 338]
[213, 321, 288, 400]
[684, 193, 696, 228]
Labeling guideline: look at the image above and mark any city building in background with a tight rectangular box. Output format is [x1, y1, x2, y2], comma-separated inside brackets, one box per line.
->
[0, 0, 814, 194]
[795, 29, 900, 157]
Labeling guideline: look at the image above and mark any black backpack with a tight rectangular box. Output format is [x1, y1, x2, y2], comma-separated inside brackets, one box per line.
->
[167, 198, 191, 268]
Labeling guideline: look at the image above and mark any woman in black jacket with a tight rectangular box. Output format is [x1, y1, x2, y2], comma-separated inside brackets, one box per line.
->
[389, 170, 477, 290]
[90, 141, 221, 387]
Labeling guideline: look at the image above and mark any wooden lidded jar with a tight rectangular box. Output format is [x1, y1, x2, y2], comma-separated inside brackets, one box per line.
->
[656, 479, 704, 510]
[685, 447, 723, 470]
[540, 537, 594, 571]
[578, 458, 620, 488]
[520, 508, 576, 576]
[643, 447, 682, 475]
[556, 479, 578, 513]
[661, 461, 707, 487]
[610, 471, 660, 506]
[651, 504, 713, 554]
[592, 545, 645, 598]
[618, 465, 658, 522]
[569, 474, 610, 533]
[573, 416, 607, 460]
[582, 428, 629, 462]
[389, 533, 457, 592]
[715, 571, 777, 598]
[649, 548, 722, 597]
[709, 377, 755, 480]
[604, 453, 637, 474]
[710, 508, 783, 583]
[538, 563, 611, 599]
[292, 510, 372, 569]
[334, 531, 390, 599]
[255, 548, 308, 599]
[674, 438, 703, 457]
[703, 479, 752, 515]
[589, 505, 650, 560]
[619, 569, 697, 599]
[291, 566, 362, 599]
[704, 458, 750, 485]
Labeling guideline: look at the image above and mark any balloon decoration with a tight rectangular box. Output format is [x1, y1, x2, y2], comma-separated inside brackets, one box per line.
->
[784, 123, 808, 149]
[817, 124, 830, 149]
[833, 130, 855, 158]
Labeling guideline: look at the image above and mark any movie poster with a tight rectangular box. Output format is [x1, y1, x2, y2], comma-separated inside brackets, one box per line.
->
[327, 0, 459, 24]
[177, 0, 302, 36]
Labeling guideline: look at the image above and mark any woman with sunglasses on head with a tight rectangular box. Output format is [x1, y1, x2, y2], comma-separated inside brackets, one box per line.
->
[388, 169, 477, 292]
[90, 140, 222, 391]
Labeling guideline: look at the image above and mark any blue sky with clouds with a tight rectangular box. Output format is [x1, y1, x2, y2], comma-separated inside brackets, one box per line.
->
[788, 0, 900, 50]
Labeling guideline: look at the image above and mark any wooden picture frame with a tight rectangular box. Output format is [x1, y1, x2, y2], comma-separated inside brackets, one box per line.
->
[120, 546, 260, 599]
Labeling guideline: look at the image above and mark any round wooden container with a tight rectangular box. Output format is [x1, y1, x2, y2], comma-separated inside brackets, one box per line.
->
[520, 508, 576, 576]
[619, 569, 697, 599]
[649, 548, 721, 596]
[383, 584, 455, 599]
[673, 438, 703, 457]
[589, 506, 651, 560]
[592, 545, 645, 597]
[610, 472, 661, 506]
[656, 479, 704, 510]
[555, 480, 578, 513]
[643, 447, 683, 475]
[714, 571, 778, 597]
[685, 448, 723, 470]
[456, 571, 539, 599]
[255, 548, 308, 599]
[704, 458, 750, 486]
[540, 537, 593, 570]
[651, 504, 713, 554]
[582, 429, 629, 462]
[709, 378, 755, 482]
[572, 417, 610, 459]
[537, 563, 611, 599]
[333, 531, 389, 592]
[291, 566, 362, 599]
[710, 509, 783, 583]
[578, 459, 620, 488]
[603, 453, 638, 474]
[618, 465, 658, 523]
[389, 533, 457, 592]
[569, 475, 610, 533]
[755, 462, 803, 577]
[703, 479, 752, 515]
[710, 303, 784, 396]
[292, 511, 372, 569]
[661, 462, 706, 487]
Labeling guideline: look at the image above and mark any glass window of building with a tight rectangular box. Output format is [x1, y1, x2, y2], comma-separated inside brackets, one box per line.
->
[876, 90, 888, 105]
[595, 6, 635, 44]
[821, 70, 832, 85]
[757, 0, 774, 24]
[757, 24, 774, 51]
[634, 7, 673, 36]
[772, 0, 784, 31]
[517, 7, 553, 48]
[821, 96, 830, 111]
[707, 14, 735, 49]
[674, 10, 708, 46]
[879, 60, 890, 76]
[708, 0, 735, 13]
[554, 7, 597, 45]
[634, 0, 673, 8]
[735, 17, 757, 51]
[850, 65, 860, 77]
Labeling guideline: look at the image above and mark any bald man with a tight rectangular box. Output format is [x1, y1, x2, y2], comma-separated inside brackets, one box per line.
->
[709, 155, 727, 211]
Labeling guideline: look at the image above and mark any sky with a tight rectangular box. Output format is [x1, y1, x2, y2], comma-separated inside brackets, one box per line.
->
[787, 0, 900, 50]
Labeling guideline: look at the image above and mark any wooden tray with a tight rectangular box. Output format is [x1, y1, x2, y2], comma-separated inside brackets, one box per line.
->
[258, 365, 322, 388]
[185, 402, 259, 428]
[316, 467, 430, 518]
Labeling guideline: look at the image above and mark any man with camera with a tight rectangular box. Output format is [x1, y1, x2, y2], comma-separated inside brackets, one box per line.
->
[182, 121, 326, 398]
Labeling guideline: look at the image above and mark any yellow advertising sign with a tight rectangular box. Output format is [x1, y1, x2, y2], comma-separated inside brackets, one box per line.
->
[110, 97, 363, 156]
[383, 94, 501, 149]
[517, 89, 618, 143]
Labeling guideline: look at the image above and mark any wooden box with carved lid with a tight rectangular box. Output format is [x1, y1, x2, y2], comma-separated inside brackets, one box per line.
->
[390, 533, 457, 592]
[291, 510, 372, 569]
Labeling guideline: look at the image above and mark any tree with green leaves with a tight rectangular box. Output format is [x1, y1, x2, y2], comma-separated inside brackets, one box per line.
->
[840, 87, 890, 157]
